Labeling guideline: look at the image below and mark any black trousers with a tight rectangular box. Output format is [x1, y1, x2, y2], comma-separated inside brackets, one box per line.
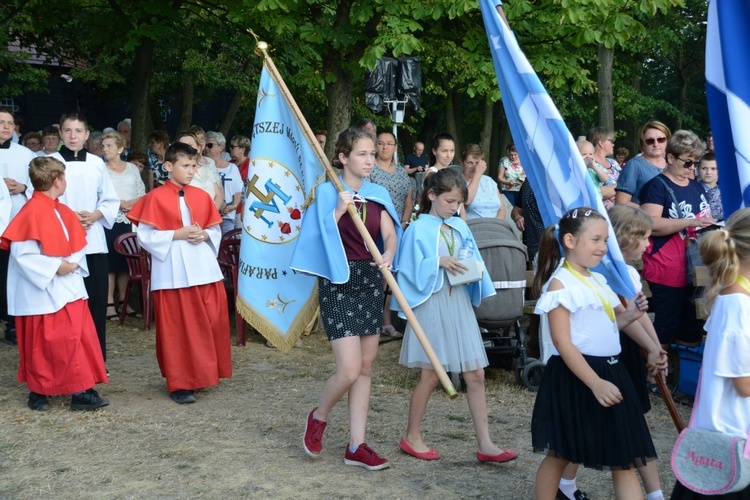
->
[84, 253, 109, 361]
[0, 249, 14, 334]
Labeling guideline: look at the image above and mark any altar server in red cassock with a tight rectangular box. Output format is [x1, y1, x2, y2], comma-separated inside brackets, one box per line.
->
[1, 156, 109, 411]
[127, 142, 231, 404]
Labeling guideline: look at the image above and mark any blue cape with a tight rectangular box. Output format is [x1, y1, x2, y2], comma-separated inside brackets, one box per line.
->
[392, 214, 495, 316]
[290, 177, 402, 283]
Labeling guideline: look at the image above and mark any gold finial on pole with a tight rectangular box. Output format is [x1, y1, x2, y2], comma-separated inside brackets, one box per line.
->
[254, 41, 269, 58]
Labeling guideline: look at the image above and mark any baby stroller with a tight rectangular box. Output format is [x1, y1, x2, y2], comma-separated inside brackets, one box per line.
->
[467, 218, 545, 391]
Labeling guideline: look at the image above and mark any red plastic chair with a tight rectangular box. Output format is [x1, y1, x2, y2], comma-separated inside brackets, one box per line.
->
[218, 237, 246, 345]
[114, 232, 153, 330]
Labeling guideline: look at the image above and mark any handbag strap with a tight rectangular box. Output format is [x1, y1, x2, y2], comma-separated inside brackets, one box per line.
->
[655, 174, 682, 219]
[688, 366, 702, 428]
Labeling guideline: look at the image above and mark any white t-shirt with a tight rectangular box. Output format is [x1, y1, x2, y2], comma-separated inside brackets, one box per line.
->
[215, 163, 244, 222]
[535, 265, 621, 357]
[693, 293, 750, 438]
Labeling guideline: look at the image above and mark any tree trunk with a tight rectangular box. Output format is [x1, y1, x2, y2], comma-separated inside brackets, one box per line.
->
[597, 43, 614, 131]
[219, 89, 245, 137]
[451, 88, 463, 148]
[149, 97, 166, 131]
[479, 96, 493, 173]
[443, 79, 458, 148]
[176, 74, 194, 135]
[130, 38, 154, 154]
[325, 67, 353, 160]
[675, 53, 687, 130]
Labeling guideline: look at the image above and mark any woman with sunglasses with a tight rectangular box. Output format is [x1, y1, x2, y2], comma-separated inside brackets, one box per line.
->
[615, 120, 671, 207]
[638, 130, 717, 351]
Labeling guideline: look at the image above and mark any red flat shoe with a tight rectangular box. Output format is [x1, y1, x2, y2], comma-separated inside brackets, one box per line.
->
[399, 438, 441, 461]
[476, 450, 518, 464]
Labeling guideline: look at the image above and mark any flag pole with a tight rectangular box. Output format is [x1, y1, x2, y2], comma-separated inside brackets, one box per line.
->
[254, 41, 458, 399]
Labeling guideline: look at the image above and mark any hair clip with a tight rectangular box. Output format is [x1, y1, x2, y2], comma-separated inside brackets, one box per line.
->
[584, 209, 592, 217]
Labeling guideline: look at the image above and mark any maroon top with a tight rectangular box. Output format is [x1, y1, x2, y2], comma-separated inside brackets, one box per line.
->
[338, 199, 385, 260]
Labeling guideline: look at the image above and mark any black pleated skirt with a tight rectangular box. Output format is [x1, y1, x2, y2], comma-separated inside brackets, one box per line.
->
[671, 481, 750, 499]
[619, 330, 651, 413]
[531, 355, 657, 470]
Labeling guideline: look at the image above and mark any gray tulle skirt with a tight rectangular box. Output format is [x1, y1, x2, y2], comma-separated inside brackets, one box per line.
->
[399, 277, 488, 373]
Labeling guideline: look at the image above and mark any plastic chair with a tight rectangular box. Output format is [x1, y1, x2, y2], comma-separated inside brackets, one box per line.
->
[218, 238, 246, 345]
[114, 232, 153, 330]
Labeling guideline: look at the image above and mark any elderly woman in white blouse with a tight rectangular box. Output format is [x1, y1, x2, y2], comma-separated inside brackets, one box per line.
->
[101, 131, 145, 319]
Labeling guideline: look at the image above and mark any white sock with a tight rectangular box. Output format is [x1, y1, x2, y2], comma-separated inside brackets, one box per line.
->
[646, 490, 664, 500]
[558, 478, 577, 499]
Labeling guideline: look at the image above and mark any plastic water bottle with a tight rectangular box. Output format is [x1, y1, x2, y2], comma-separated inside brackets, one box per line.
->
[457, 240, 474, 260]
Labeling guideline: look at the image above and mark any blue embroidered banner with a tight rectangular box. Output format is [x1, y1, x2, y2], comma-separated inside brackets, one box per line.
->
[237, 65, 324, 352]
[479, 0, 635, 298]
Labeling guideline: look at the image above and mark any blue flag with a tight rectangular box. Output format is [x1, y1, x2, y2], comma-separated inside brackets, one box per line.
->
[479, 0, 635, 298]
[237, 65, 325, 352]
[706, 0, 750, 217]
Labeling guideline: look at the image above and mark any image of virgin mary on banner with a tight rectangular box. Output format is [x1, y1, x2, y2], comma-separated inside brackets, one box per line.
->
[237, 65, 325, 353]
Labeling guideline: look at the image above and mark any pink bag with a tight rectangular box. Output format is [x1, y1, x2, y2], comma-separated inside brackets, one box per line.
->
[671, 368, 750, 494]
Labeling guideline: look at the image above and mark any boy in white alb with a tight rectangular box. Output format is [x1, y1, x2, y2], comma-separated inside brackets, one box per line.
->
[51, 112, 119, 362]
[1, 157, 108, 411]
[127, 142, 231, 404]
[0, 107, 35, 345]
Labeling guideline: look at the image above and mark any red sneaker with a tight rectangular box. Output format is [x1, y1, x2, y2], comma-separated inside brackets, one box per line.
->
[303, 408, 327, 458]
[343, 443, 390, 471]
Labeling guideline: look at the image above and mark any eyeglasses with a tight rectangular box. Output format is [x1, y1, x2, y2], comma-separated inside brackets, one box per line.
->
[677, 157, 698, 169]
[644, 137, 667, 146]
[206, 143, 215, 149]
[377, 142, 396, 147]
[605, 138, 615, 143]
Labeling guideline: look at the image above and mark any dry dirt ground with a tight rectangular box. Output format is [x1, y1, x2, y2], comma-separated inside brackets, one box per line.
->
[0, 317, 691, 499]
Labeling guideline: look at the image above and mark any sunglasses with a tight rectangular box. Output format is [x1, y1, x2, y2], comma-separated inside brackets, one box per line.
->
[644, 136, 667, 146]
[205, 143, 215, 149]
[677, 157, 698, 169]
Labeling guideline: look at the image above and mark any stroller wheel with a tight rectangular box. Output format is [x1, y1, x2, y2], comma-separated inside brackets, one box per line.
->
[521, 359, 545, 392]
[449, 371, 466, 393]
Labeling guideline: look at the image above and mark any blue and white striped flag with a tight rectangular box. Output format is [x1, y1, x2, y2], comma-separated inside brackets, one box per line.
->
[237, 65, 325, 352]
[479, 0, 635, 298]
[706, 0, 750, 217]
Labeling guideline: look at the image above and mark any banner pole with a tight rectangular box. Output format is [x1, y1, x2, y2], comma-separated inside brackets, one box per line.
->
[254, 41, 457, 399]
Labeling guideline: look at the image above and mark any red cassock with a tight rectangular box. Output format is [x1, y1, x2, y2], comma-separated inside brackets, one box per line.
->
[128, 182, 232, 392]
[1, 192, 107, 395]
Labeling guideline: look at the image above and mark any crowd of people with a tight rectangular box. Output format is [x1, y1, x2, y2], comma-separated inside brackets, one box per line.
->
[1, 107, 747, 498]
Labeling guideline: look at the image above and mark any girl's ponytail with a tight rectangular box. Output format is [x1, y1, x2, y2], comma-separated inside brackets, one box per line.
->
[699, 208, 750, 309]
[532, 225, 562, 298]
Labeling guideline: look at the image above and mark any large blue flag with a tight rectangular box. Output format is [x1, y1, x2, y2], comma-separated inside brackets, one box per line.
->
[706, 0, 750, 217]
[237, 65, 325, 352]
[479, 0, 635, 298]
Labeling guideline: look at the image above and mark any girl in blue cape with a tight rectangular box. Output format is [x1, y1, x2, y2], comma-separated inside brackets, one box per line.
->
[393, 168, 517, 464]
[291, 127, 400, 471]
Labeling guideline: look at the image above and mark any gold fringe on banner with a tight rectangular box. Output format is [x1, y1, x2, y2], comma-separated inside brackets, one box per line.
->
[236, 287, 319, 354]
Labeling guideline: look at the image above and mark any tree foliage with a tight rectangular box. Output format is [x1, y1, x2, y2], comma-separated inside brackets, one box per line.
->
[0, 0, 708, 157]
